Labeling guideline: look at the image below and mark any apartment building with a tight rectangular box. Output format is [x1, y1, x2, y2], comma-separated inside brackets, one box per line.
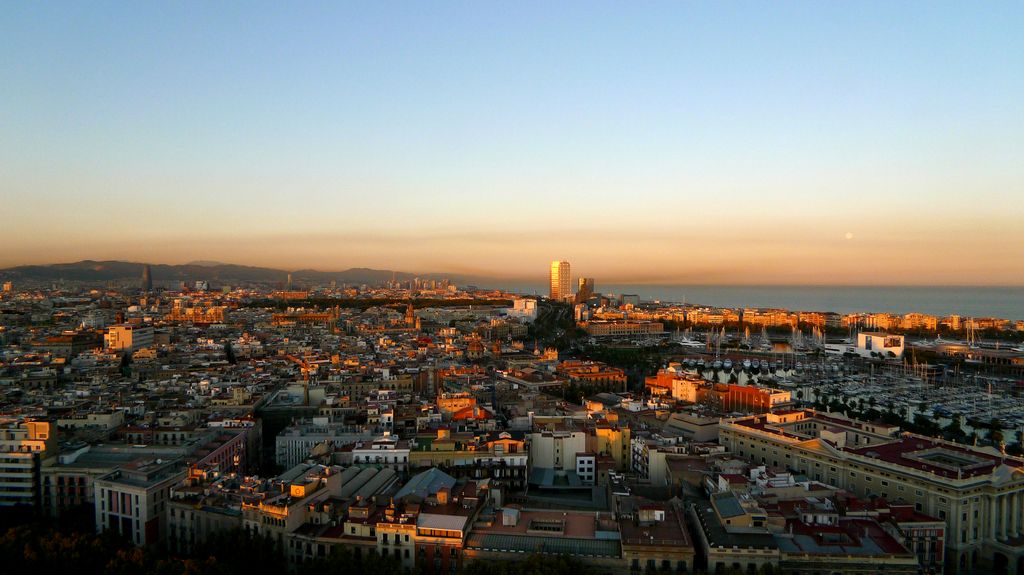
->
[94, 459, 186, 546]
[104, 324, 154, 352]
[0, 418, 57, 508]
[350, 433, 410, 471]
[275, 418, 377, 468]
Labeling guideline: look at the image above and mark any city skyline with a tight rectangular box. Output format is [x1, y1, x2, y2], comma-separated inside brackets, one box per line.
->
[5, 4, 1024, 575]
[2, 2, 1023, 284]
[3, 256, 1024, 288]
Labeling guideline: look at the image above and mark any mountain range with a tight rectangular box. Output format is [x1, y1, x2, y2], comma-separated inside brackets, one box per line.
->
[0, 260, 493, 287]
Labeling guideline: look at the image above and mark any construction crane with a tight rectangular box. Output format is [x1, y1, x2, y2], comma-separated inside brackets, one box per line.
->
[285, 354, 316, 405]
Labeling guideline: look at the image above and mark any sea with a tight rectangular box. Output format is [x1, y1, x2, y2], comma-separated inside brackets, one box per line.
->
[491, 284, 1024, 320]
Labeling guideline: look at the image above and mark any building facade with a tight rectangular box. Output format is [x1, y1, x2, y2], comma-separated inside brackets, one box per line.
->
[719, 409, 1024, 573]
[0, 419, 56, 508]
[549, 260, 571, 301]
[94, 460, 186, 546]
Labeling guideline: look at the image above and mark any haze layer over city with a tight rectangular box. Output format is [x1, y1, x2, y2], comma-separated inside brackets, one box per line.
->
[3, 2, 1023, 285]
[2, 3, 1024, 575]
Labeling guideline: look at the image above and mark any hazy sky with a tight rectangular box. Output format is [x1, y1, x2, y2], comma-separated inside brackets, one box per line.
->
[2, 2, 1022, 284]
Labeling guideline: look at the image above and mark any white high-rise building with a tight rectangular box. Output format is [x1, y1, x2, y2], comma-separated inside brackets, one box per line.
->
[549, 260, 571, 301]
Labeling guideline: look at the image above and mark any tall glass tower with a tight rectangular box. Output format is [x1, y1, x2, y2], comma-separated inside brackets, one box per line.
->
[141, 264, 152, 292]
[549, 260, 571, 301]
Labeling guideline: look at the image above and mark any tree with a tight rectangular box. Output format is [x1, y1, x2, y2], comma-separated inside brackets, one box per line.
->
[119, 352, 132, 377]
[912, 414, 941, 437]
[459, 554, 599, 575]
[298, 547, 407, 575]
[944, 417, 966, 441]
[0, 524, 285, 575]
[224, 341, 237, 365]
[988, 418, 1005, 444]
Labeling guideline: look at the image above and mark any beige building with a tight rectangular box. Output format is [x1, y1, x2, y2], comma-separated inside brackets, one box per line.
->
[720, 409, 1024, 573]
[581, 320, 664, 337]
[0, 418, 57, 508]
[529, 428, 587, 472]
[104, 323, 154, 352]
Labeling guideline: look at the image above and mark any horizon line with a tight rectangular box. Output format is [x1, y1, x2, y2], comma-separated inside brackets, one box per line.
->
[2, 258, 1023, 289]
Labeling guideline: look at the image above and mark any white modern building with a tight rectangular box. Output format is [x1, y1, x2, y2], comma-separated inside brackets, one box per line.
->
[508, 298, 538, 321]
[275, 418, 377, 468]
[351, 433, 410, 471]
[856, 332, 904, 358]
[94, 459, 186, 546]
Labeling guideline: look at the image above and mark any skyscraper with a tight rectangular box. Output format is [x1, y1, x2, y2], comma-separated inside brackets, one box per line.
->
[576, 277, 594, 303]
[141, 264, 152, 292]
[549, 260, 571, 301]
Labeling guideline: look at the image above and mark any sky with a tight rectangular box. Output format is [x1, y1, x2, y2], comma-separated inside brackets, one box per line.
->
[1, 2, 1022, 285]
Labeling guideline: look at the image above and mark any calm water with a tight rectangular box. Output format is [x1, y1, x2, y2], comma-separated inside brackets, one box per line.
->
[495, 284, 1023, 320]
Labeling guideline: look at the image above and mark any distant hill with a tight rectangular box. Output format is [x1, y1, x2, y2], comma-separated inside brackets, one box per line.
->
[0, 260, 495, 287]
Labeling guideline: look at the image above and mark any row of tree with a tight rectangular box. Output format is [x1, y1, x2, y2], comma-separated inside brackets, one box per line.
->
[0, 524, 298, 575]
[0, 521, 639, 575]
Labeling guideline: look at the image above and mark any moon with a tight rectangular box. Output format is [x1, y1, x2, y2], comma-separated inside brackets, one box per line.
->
[845, 232, 854, 240]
